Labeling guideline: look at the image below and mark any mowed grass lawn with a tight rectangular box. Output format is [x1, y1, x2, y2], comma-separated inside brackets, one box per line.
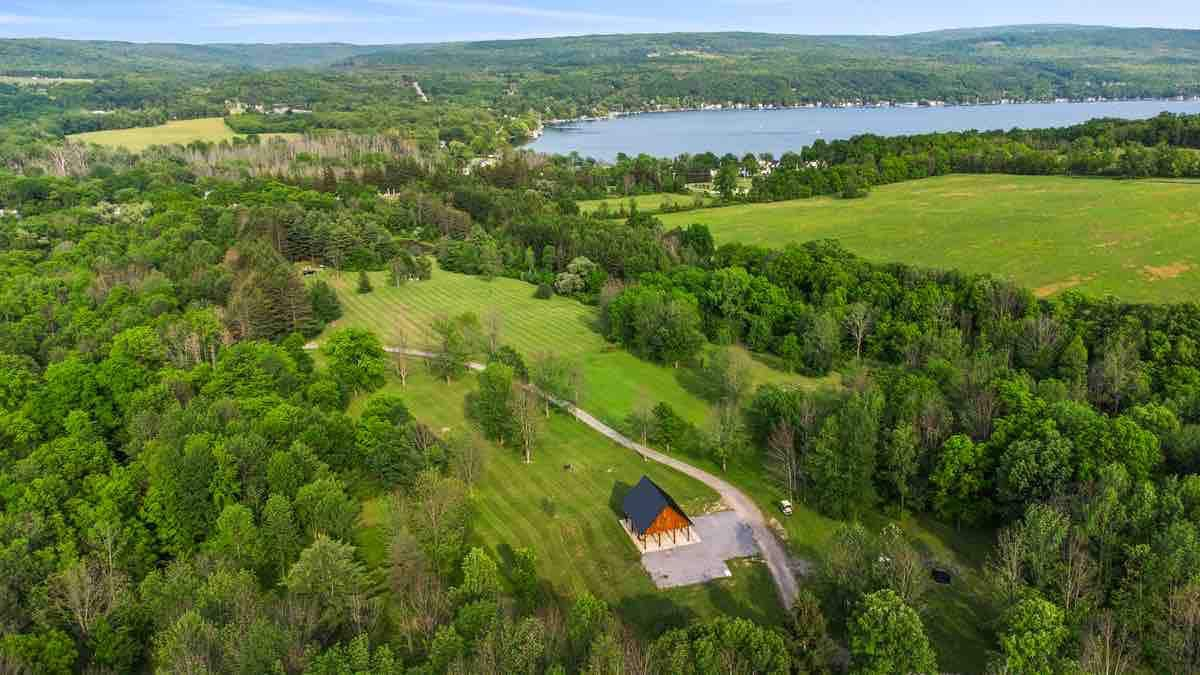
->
[657, 174, 1200, 304]
[69, 117, 298, 152]
[578, 191, 709, 215]
[352, 369, 785, 636]
[321, 267, 833, 429]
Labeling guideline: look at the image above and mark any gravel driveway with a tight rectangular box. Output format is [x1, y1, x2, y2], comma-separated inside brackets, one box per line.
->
[640, 511, 759, 589]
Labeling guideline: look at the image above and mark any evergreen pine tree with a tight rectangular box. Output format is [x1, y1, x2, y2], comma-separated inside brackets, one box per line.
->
[356, 270, 374, 294]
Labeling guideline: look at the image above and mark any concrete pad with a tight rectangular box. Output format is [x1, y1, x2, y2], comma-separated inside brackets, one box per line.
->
[638, 511, 760, 589]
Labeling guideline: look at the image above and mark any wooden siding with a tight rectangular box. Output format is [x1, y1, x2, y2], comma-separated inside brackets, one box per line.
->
[644, 506, 690, 537]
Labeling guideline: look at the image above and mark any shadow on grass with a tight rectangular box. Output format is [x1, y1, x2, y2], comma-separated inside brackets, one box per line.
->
[674, 361, 722, 404]
[616, 593, 697, 638]
[576, 311, 606, 336]
[702, 564, 779, 627]
[609, 480, 633, 520]
[745, 350, 797, 377]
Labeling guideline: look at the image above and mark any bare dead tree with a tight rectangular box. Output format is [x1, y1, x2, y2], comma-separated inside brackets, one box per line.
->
[988, 279, 1024, 323]
[766, 420, 799, 500]
[985, 525, 1027, 610]
[1060, 528, 1098, 615]
[485, 310, 503, 356]
[510, 385, 542, 464]
[449, 432, 485, 488]
[620, 627, 651, 675]
[395, 331, 411, 389]
[568, 360, 586, 406]
[1081, 610, 1137, 675]
[628, 391, 654, 445]
[842, 302, 874, 360]
[87, 519, 128, 609]
[44, 141, 91, 177]
[1166, 584, 1200, 673]
[915, 391, 953, 450]
[388, 526, 449, 646]
[711, 400, 744, 472]
[1089, 332, 1143, 413]
[50, 557, 124, 639]
[1018, 313, 1063, 369]
[877, 524, 929, 608]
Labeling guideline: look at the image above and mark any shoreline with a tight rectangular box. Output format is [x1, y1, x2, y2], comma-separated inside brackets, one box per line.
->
[533, 95, 1200, 133]
[519, 97, 1200, 158]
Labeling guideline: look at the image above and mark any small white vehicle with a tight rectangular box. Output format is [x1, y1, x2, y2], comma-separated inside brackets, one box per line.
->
[779, 500, 794, 516]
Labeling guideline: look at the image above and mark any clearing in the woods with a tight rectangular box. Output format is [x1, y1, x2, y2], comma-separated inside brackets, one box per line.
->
[322, 266, 993, 670]
[69, 116, 298, 151]
[351, 368, 784, 636]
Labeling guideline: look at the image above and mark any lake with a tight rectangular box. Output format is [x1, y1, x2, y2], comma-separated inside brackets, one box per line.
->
[528, 100, 1200, 161]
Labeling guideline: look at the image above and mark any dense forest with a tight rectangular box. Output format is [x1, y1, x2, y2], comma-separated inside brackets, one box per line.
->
[4, 100, 1200, 670]
[8, 25, 1200, 675]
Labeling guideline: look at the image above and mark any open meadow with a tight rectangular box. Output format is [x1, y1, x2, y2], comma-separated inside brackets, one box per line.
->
[577, 191, 709, 215]
[320, 266, 993, 669]
[68, 116, 298, 151]
[657, 174, 1200, 304]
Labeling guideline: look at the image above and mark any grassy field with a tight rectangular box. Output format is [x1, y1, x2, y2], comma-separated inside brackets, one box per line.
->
[0, 76, 94, 85]
[656, 174, 1200, 304]
[324, 267, 992, 668]
[578, 192, 709, 215]
[352, 368, 785, 636]
[68, 116, 298, 152]
[322, 267, 832, 429]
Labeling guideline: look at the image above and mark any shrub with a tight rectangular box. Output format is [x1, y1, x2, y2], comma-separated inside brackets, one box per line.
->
[534, 283, 553, 299]
[356, 270, 373, 294]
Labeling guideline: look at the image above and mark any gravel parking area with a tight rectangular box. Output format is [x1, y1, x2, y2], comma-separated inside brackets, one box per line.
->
[640, 511, 759, 589]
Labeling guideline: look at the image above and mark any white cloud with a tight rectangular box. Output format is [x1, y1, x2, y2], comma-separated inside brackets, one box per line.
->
[371, 0, 646, 24]
[208, 5, 385, 27]
[0, 14, 46, 25]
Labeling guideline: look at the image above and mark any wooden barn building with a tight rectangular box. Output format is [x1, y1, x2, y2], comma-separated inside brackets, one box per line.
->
[622, 476, 695, 550]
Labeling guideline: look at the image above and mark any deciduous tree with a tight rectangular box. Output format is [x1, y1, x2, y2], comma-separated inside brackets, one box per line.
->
[848, 590, 937, 675]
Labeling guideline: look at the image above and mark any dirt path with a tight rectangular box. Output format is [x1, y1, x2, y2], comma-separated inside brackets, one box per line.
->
[315, 344, 802, 609]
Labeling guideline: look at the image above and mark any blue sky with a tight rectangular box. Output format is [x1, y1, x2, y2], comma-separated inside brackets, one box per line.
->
[0, 0, 1197, 44]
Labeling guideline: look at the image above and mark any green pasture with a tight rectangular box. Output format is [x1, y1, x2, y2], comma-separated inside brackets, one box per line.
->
[577, 191, 709, 215]
[657, 174, 1200, 304]
[69, 116, 298, 152]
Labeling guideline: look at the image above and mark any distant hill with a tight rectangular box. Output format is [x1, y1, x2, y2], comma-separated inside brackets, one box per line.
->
[0, 39, 393, 76]
[338, 25, 1200, 68]
[6, 25, 1200, 75]
[5, 26, 1200, 116]
[337, 26, 1200, 112]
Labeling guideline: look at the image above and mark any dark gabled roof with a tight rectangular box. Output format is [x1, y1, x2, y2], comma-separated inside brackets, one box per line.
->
[622, 475, 693, 536]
